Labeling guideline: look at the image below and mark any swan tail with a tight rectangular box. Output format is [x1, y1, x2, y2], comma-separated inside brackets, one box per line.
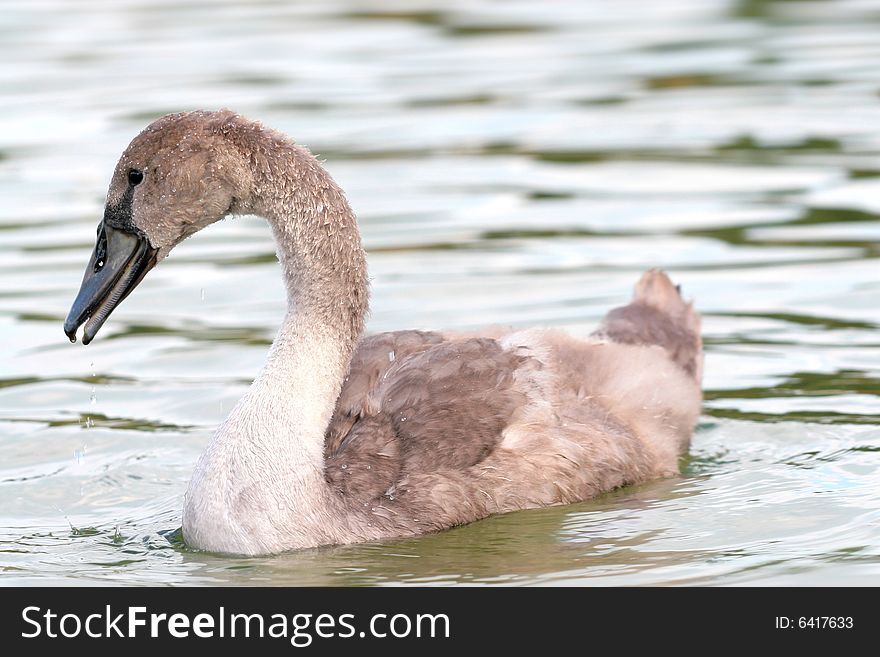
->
[595, 269, 703, 381]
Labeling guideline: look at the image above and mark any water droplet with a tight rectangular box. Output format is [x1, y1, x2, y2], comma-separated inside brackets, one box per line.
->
[366, 464, 371, 469]
[200, 288, 206, 301]
[388, 350, 396, 362]
[340, 464, 347, 470]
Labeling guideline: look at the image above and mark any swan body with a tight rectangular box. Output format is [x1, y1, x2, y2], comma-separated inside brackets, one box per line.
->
[64, 110, 703, 556]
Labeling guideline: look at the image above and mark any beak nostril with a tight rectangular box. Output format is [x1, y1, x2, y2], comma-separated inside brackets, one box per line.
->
[93, 227, 108, 273]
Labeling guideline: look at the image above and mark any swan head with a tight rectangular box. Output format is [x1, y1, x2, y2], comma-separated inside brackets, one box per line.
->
[64, 110, 254, 344]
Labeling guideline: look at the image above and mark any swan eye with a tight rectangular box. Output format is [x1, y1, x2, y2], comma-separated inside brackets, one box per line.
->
[128, 168, 144, 186]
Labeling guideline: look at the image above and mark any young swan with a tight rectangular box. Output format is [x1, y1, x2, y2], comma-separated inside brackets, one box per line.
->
[64, 110, 703, 556]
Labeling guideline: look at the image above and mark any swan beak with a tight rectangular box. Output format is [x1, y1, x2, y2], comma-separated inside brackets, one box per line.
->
[64, 222, 158, 345]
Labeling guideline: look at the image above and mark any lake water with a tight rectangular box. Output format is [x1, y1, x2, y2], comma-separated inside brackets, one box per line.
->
[1, 0, 878, 585]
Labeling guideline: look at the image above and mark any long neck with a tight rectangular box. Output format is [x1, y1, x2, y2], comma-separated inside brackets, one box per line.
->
[183, 128, 369, 554]
[247, 138, 369, 469]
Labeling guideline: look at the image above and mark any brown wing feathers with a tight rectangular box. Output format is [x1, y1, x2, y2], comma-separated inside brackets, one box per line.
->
[324, 334, 530, 502]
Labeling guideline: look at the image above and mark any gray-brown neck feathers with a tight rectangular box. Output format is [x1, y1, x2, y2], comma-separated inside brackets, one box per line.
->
[181, 115, 369, 553]
[222, 117, 369, 353]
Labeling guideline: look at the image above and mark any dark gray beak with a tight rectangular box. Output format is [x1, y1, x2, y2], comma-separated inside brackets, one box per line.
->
[64, 222, 158, 345]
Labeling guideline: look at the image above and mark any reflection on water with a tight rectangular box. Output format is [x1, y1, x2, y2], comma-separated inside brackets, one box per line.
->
[0, 0, 878, 585]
